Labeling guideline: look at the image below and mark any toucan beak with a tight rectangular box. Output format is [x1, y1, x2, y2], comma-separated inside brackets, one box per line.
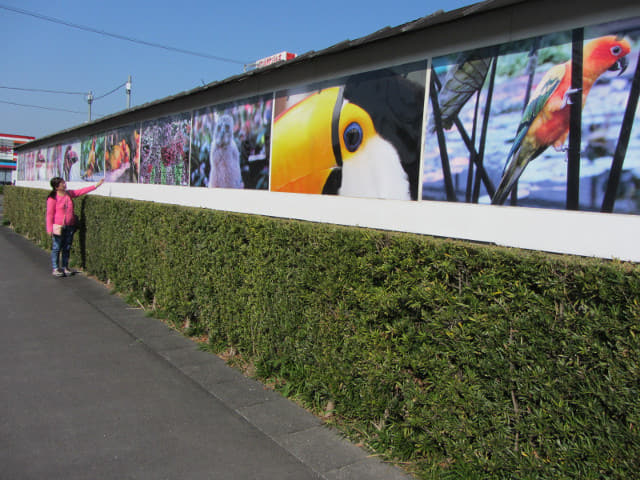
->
[271, 88, 344, 194]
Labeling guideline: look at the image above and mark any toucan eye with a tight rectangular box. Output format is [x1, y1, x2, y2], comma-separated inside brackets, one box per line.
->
[343, 122, 363, 152]
[611, 45, 622, 56]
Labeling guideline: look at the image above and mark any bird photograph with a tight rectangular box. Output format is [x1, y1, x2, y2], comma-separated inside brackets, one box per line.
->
[80, 135, 105, 181]
[208, 113, 243, 189]
[271, 63, 426, 201]
[423, 18, 640, 214]
[104, 126, 140, 183]
[33, 149, 46, 180]
[62, 142, 82, 181]
[492, 35, 632, 205]
[190, 96, 272, 190]
[48, 144, 63, 180]
[139, 113, 191, 186]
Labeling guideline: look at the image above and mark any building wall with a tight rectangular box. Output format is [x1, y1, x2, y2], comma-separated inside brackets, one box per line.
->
[14, 0, 640, 261]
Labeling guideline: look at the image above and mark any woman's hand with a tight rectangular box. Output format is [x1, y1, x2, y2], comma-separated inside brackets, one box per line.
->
[96, 179, 104, 188]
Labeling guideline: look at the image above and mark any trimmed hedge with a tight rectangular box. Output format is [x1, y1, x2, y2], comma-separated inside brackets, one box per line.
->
[5, 186, 640, 479]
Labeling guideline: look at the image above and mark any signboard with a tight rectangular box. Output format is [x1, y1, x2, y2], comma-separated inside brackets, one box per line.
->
[255, 51, 296, 69]
[0, 134, 35, 166]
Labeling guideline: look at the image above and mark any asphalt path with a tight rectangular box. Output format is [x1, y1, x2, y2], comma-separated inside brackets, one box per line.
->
[0, 209, 412, 480]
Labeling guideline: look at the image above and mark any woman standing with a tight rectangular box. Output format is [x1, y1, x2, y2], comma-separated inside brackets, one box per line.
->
[46, 177, 104, 277]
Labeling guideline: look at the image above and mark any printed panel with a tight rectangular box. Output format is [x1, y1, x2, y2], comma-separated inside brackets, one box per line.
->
[61, 140, 82, 181]
[424, 18, 640, 214]
[16, 152, 25, 181]
[272, 62, 427, 200]
[23, 150, 36, 181]
[191, 95, 272, 189]
[140, 113, 191, 186]
[105, 125, 140, 183]
[46, 145, 62, 180]
[80, 135, 105, 181]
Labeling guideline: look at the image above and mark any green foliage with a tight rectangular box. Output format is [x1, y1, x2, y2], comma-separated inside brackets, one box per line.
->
[5, 186, 640, 479]
[497, 45, 570, 79]
[4, 186, 51, 248]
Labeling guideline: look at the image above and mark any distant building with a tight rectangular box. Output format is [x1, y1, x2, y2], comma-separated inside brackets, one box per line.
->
[0, 133, 34, 184]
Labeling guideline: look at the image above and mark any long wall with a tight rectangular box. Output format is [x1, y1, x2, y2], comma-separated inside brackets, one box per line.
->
[16, 0, 640, 261]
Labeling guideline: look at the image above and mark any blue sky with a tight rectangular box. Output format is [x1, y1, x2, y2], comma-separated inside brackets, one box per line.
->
[1, 0, 477, 138]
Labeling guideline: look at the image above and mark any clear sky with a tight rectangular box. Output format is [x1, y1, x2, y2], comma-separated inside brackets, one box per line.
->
[1, 0, 477, 139]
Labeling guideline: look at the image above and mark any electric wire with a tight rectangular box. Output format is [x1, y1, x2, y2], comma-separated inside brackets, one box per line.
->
[0, 85, 85, 95]
[93, 82, 127, 101]
[0, 3, 249, 65]
[1, 83, 126, 99]
[0, 99, 85, 114]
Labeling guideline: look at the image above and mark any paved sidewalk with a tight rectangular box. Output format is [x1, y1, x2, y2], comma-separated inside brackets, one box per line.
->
[0, 224, 412, 480]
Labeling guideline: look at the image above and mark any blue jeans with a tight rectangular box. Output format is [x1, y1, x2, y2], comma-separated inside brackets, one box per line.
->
[51, 226, 76, 271]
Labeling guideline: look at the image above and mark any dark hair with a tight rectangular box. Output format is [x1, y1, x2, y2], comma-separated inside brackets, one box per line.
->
[48, 177, 64, 199]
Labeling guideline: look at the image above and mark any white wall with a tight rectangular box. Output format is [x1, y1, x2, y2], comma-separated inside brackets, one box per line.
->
[22, 181, 640, 262]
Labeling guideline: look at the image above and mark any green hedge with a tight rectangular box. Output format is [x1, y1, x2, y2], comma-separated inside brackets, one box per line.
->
[5, 186, 640, 479]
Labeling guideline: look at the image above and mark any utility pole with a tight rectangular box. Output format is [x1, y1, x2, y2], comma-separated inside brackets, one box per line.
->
[87, 91, 93, 121]
[126, 75, 132, 109]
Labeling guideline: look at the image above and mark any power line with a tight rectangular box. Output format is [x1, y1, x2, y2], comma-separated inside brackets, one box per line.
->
[93, 82, 126, 101]
[0, 99, 85, 114]
[0, 3, 248, 65]
[1, 81, 130, 103]
[0, 85, 86, 95]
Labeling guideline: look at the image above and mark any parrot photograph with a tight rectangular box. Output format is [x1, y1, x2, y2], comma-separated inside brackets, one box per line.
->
[423, 18, 640, 213]
[492, 35, 632, 205]
[271, 63, 426, 201]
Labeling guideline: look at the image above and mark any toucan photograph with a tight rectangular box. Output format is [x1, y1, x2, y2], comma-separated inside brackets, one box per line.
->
[271, 61, 427, 201]
[423, 16, 640, 215]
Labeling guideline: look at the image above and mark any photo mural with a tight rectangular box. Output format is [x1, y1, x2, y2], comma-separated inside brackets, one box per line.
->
[16, 16, 640, 217]
[423, 18, 640, 214]
[191, 95, 272, 190]
[140, 113, 191, 186]
[271, 62, 427, 200]
[61, 140, 82, 181]
[80, 135, 105, 181]
[20, 151, 33, 181]
[104, 125, 140, 183]
[33, 149, 45, 181]
[47, 145, 62, 180]
[16, 152, 25, 181]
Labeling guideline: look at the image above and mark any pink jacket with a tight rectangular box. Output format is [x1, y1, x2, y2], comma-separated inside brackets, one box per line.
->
[46, 185, 97, 234]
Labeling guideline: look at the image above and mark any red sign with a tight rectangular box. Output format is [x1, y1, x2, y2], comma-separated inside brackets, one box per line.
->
[255, 52, 296, 68]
